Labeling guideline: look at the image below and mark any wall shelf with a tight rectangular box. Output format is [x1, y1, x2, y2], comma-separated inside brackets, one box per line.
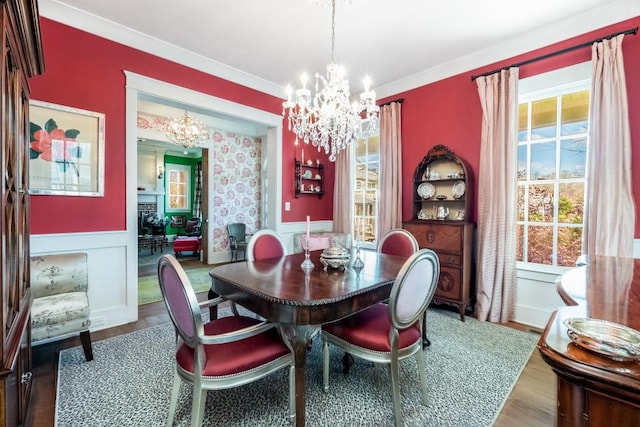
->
[294, 158, 324, 199]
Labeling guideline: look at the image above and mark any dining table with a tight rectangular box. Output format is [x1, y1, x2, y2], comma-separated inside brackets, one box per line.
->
[208, 249, 408, 426]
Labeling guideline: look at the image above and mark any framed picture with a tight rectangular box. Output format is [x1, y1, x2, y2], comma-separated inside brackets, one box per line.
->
[29, 100, 105, 196]
[170, 215, 186, 228]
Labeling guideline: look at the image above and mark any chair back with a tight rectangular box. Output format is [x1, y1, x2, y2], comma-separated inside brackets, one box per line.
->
[247, 229, 286, 261]
[185, 218, 201, 234]
[228, 223, 247, 242]
[157, 254, 202, 348]
[30, 252, 88, 298]
[377, 228, 419, 257]
[388, 249, 439, 331]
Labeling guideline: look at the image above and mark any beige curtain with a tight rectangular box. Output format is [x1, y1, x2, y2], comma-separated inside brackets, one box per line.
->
[475, 68, 519, 323]
[332, 146, 352, 233]
[583, 34, 635, 258]
[378, 102, 403, 235]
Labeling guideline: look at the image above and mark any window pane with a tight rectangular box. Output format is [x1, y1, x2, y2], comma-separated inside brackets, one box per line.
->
[517, 184, 525, 221]
[560, 90, 589, 136]
[518, 103, 528, 142]
[531, 97, 557, 139]
[527, 225, 553, 264]
[558, 182, 584, 224]
[516, 224, 524, 262]
[560, 137, 587, 178]
[557, 226, 583, 267]
[517, 145, 527, 180]
[530, 142, 556, 180]
[528, 183, 554, 222]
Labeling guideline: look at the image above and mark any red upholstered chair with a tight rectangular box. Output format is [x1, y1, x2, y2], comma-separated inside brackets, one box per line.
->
[157, 255, 295, 426]
[321, 249, 440, 427]
[246, 229, 287, 261]
[377, 228, 419, 257]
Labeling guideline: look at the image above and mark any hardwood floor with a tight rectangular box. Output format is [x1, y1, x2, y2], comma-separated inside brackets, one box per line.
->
[25, 277, 556, 427]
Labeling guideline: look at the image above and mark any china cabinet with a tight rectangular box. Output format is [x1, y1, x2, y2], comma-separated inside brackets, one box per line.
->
[403, 145, 474, 320]
[294, 158, 324, 199]
[0, 1, 44, 425]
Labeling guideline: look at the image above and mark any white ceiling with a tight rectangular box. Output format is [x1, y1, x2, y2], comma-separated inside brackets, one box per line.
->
[39, 0, 639, 101]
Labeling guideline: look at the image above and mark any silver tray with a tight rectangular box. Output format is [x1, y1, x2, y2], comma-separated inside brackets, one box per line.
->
[563, 317, 640, 361]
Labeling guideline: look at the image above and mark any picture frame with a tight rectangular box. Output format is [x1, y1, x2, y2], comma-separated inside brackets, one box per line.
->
[28, 100, 105, 196]
[170, 215, 186, 228]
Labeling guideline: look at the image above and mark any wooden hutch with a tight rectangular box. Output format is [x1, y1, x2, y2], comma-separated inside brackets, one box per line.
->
[0, 0, 44, 425]
[403, 145, 474, 320]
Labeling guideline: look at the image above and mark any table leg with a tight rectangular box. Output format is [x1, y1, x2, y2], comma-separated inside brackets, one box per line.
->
[278, 324, 318, 427]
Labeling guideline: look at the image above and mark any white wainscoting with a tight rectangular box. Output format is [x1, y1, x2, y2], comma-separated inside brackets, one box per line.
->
[30, 231, 137, 332]
[514, 238, 640, 330]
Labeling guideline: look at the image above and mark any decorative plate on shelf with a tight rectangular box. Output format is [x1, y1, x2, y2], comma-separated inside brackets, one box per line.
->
[417, 182, 435, 199]
[563, 317, 640, 361]
[452, 180, 466, 199]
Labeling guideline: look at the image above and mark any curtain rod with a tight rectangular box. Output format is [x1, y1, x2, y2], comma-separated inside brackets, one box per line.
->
[470, 26, 638, 81]
[378, 98, 404, 107]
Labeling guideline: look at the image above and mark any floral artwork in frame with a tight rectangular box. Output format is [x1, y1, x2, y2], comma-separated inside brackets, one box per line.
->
[29, 100, 105, 196]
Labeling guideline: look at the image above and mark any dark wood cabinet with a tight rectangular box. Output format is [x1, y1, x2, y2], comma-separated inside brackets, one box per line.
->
[294, 158, 324, 199]
[0, 1, 43, 425]
[403, 145, 474, 320]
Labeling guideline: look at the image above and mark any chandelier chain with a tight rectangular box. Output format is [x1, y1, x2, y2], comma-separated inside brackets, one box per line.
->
[330, 0, 336, 63]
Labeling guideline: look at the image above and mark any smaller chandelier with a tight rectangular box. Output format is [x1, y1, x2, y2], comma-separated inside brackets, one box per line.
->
[282, 0, 379, 162]
[163, 111, 209, 153]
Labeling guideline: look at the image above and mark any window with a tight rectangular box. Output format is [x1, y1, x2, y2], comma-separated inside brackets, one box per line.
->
[517, 64, 590, 267]
[165, 164, 191, 211]
[352, 135, 379, 248]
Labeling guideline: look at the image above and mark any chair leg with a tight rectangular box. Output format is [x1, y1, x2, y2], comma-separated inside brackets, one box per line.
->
[416, 348, 429, 405]
[191, 387, 207, 427]
[80, 330, 93, 361]
[389, 358, 403, 427]
[322, 339, 330, 392]
[166, 371, 181, 427]
[288, 364, 296, 424]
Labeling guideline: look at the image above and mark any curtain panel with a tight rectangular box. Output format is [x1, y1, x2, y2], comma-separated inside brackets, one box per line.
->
[378, 102, 403, 235]
[332, 146, 352, 233]
[475, 68, 519, 323]
[584, 34, 636, 258]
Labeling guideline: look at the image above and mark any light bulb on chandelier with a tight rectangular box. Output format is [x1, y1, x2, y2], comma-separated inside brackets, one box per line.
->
[163, 111, 209, 155]
[282, 0, 379, 162]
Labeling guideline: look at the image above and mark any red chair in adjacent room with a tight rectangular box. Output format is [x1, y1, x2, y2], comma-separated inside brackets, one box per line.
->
[157, 255, 295, 426]
[246, 229, 287, 261]
[377, 228, 419, 257]
[321, 249, 440, 427]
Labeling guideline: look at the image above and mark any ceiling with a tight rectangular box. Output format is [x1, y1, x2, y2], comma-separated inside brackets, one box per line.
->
[39, 0, 638, 101]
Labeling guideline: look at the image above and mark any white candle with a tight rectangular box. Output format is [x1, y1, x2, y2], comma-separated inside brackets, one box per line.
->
[306, 215, 310, 244]
[302, 148, 305, 164]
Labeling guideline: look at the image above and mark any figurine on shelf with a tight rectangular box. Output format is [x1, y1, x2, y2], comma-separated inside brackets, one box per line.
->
[316, 159, 320, 167]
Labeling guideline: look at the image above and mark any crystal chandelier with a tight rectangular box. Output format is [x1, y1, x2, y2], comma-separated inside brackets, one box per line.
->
[163, 111, 209, 154]
[282, 0, 379, 162]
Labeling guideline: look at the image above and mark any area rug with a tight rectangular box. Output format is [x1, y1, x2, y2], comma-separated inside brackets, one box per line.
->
[56, 308, 538, 426]
[138, 267, 212, 305]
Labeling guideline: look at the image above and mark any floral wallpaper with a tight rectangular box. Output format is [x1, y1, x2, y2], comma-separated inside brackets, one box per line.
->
[137, 113, 262, 254]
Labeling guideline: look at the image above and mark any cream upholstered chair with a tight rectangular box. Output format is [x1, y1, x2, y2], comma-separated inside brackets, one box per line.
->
[377, 228, 419, 257]
[321, 249, 440, 427]
[30, 252, 93, 361]
[158, 254, 295, 426]
[246, 229, 287, 261]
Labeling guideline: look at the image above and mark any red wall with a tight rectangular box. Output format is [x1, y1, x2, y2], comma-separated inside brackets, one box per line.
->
[30, 16, 640, 237]
[29, 18, 332, 234]
[381, 16, 640, 238]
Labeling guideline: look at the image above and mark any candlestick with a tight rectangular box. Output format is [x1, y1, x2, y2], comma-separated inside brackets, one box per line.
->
[301, 235, 315, 270]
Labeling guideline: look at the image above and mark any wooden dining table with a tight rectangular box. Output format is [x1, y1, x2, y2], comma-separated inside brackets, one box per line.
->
[208, 249, 408, 426]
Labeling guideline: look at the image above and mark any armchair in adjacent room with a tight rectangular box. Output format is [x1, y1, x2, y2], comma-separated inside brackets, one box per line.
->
[178, 217, 201, 237]
[228, 223, 249, 262]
